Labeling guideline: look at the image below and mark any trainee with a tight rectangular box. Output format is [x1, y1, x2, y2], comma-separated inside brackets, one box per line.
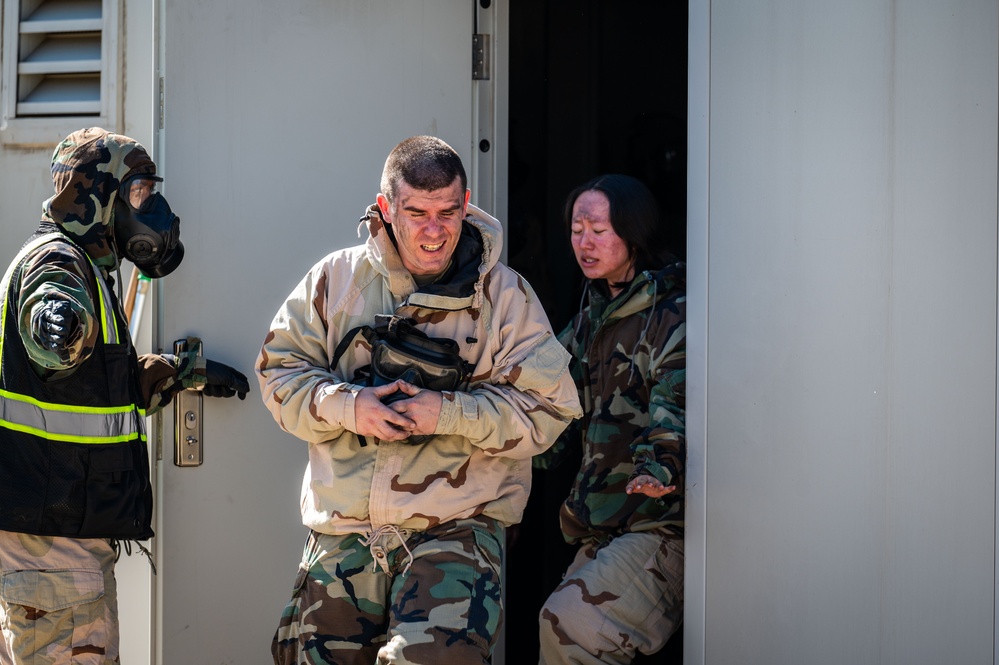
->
[257, 135, 581, 665]
[536, 174, 686, 665]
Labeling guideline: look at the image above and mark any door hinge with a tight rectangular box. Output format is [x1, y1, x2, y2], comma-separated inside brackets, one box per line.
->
[473, 34, 490, 80]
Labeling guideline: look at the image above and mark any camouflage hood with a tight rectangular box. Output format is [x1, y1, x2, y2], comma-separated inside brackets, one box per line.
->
[41, 127, 158, 270]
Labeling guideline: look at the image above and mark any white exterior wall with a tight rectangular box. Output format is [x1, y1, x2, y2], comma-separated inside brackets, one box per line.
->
[0, 152, 49, 231]
[693, 1, 998, 663]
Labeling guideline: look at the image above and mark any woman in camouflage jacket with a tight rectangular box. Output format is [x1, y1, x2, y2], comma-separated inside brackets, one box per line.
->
[537, 174, 685, 665]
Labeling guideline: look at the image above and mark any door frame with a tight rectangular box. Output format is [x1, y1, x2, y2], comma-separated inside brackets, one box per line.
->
[685, 2, 709, 664]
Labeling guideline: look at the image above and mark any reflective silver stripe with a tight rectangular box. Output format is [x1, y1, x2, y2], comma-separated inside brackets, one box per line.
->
[0, 389, 145, 444]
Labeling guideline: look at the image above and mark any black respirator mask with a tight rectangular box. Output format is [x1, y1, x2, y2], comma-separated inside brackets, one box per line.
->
[113, 175, 185, 278]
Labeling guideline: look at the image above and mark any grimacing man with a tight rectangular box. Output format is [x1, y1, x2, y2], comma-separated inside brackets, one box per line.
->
[0, 127, 249, 665]
[257, 135, 581, 665]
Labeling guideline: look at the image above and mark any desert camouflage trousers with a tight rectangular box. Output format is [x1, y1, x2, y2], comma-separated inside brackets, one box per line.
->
[0, 532, 119, 665]
[539, 531, 683, 665]
[272, 516, 505, 665]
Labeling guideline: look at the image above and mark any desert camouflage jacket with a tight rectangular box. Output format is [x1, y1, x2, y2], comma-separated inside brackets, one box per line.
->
[10, 128, 212, 414]
[539, 263, 686, 543]
[256, 203, 581, 534]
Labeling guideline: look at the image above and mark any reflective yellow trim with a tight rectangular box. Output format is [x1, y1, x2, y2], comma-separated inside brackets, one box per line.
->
[0, 387, 143, 416]
[94, 267, 110, 345]
[0, 293, 7, 365]
[84, 252, 119, 346]
[0, 389, 145, 443]
[0, 418, 146, 444]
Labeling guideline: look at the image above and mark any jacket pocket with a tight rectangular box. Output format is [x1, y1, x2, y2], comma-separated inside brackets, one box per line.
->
[647, 536, 684, 601]
[505, 332, 572, 391]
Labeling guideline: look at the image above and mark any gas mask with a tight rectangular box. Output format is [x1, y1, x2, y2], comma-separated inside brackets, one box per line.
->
[113, 175, 185, 278]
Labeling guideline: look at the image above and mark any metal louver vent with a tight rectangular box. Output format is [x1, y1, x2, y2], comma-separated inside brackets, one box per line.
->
[16, 0, 103, 116]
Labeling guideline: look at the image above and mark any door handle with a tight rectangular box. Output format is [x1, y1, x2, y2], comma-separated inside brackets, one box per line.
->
[173, 338, 204, 467]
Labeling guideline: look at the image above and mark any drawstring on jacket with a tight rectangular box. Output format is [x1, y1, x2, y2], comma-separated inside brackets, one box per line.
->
[361, 524, 414, 575]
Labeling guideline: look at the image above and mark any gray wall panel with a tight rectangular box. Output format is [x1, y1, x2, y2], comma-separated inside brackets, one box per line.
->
[703, 1, 997, 663]
[883, 2, 997, 663]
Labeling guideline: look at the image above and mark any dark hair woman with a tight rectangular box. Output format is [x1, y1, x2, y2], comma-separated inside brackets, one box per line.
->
[537, 173, 686, 664]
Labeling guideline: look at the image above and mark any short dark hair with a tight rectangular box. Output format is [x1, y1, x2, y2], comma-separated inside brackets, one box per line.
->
[563, 173, 676, 280]
[380, 136, 468, 203]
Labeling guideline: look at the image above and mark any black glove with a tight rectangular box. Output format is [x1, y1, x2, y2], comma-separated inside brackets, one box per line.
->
[203, 359, 250, 400]
[37, 300, 79, 352]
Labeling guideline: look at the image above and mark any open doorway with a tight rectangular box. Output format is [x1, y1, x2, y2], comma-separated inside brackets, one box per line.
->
[504, 1, 688, 662]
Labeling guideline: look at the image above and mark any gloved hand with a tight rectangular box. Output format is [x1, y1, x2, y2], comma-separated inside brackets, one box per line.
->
[37, 300, 79, 352]
[203, 359, 250, 400]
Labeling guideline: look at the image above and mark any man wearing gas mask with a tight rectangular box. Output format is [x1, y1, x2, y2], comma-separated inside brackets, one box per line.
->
[0, 127, 249, 665]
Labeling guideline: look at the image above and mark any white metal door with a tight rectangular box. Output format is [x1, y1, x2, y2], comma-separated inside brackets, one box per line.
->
[154, 1, 478, 662]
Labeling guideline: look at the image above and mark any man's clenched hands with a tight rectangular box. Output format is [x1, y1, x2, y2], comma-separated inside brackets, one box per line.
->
[353, 380, 444, 443]
[353, 381, 417, 441]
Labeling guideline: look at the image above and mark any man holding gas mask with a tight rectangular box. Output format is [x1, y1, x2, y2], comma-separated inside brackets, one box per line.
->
[0, 127, 249, 665]
[257, 135, 581, 665]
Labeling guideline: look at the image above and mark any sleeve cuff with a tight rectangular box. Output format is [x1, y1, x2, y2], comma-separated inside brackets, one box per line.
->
[316, 383, 361, 431]
[633, 458, 672, 486]
[435, 390, 478, 435]
[170, 338, 209, 390]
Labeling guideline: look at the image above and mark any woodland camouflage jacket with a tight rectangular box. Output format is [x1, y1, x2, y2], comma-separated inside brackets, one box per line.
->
[256, 203, 581, 534]
[538, 264, 686, 543]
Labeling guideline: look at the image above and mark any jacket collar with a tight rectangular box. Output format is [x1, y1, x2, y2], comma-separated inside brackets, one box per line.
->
[361, 202, 504, 311]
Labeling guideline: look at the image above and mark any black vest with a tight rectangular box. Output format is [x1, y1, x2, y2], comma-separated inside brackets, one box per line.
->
[0, 231, 153, 539]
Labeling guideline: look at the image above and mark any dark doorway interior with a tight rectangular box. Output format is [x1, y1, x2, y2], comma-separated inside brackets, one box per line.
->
[504, 1, 687, 663]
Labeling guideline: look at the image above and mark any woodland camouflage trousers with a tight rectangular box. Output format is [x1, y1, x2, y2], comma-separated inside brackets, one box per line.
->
[272, 516, 504, 665]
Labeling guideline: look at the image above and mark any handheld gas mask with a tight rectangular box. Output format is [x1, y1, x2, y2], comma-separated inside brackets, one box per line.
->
[331, 315, 472, 445]
[113, 174, 185, 278]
